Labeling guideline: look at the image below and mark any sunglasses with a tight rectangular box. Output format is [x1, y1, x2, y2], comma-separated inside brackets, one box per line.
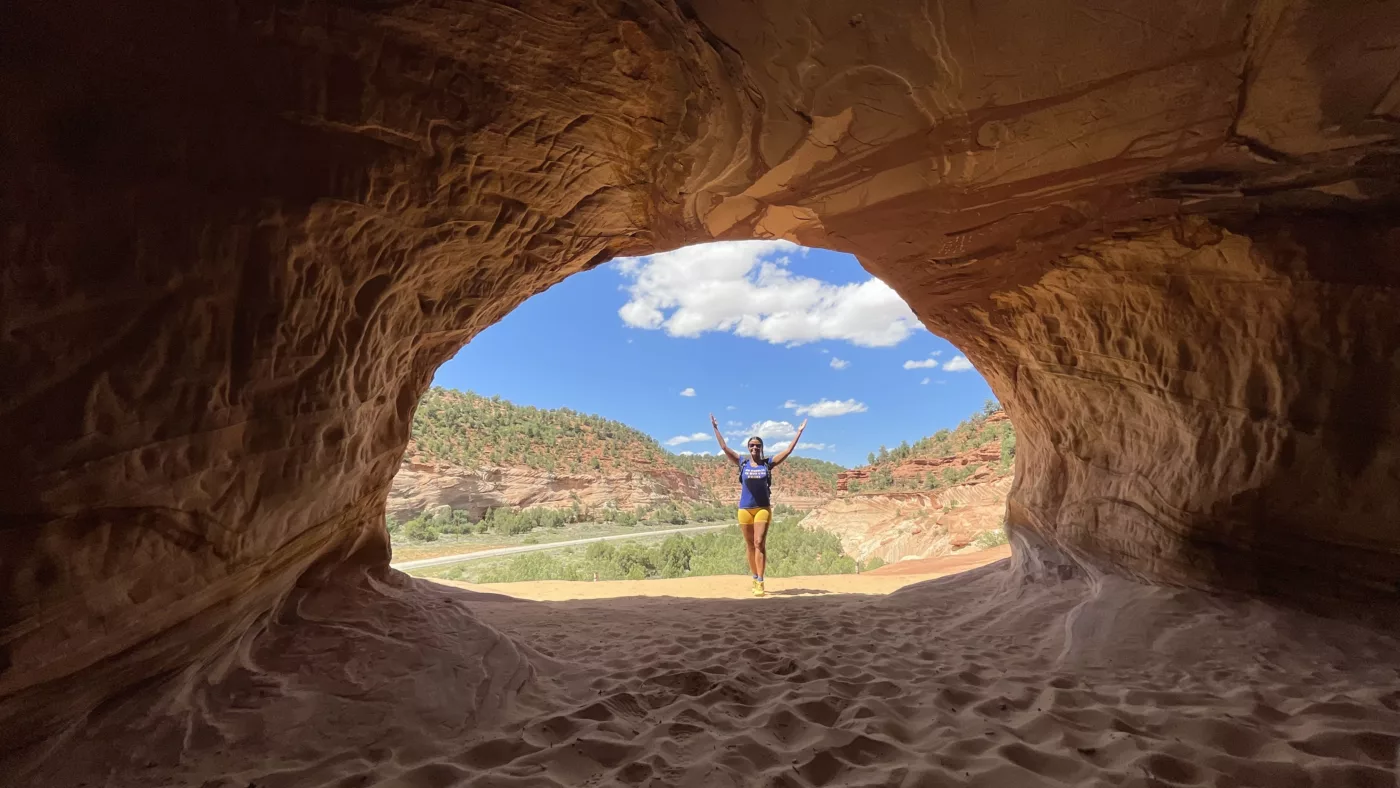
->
[747, 444, 762, 449]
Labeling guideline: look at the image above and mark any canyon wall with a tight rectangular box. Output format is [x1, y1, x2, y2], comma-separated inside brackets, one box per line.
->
[387, 462, 709, 519]
[4, 0, 1400, 769]
[810, 411, 1014, 563]
[804, 476, 1014, 565]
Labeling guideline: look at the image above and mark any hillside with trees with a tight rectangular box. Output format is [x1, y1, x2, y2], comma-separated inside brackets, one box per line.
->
[407, 387, 673, 474]
[673, 454, 846, 501]
[391, 388, 845, 524]
[799, 401, 1017, 566]
[842, 400, 1015, 494]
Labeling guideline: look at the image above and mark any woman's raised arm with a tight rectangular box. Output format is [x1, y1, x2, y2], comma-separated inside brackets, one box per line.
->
[711, 413, 741, 465]
[771, 419, 807, 467]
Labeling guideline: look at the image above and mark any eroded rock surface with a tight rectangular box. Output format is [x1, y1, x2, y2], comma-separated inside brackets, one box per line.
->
[803, 478, 1013, 565]
[4, 0, 1400, 773]
[387, 462, 709, 520]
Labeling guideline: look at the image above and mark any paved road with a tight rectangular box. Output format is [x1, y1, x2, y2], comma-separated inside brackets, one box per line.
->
[391, 524, 728, 572]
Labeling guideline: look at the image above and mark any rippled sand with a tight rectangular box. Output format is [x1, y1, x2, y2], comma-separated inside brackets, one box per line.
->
[31, 553, 1400, 788]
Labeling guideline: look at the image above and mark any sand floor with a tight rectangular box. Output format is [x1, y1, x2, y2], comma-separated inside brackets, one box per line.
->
[432, 546, 1012, 601]
[28, 556, 1400, 788]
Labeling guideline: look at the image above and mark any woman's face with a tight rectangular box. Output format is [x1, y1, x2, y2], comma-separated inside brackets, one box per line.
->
[747, 441, 763, 459]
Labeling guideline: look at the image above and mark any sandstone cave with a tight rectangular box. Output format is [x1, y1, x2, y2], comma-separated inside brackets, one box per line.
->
[4, 0, 1400, 785]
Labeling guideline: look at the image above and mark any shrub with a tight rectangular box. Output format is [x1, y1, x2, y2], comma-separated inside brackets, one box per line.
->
[971, 528, 1010, 550]
[1000, 430, 1017, 468]
[404, 519, 439, 542]
[446, 517, 861, 583]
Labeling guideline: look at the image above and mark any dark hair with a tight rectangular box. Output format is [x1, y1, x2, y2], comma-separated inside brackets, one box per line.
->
[745, 436, 765, 461]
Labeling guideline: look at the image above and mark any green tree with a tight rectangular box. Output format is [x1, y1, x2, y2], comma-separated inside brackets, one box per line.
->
[658, 535, 694, 577]
[1000, 430, 1017, 468]
[404, 519, 438, 542]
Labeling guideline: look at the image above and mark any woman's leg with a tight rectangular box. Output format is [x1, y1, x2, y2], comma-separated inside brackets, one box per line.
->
[738, 515, 759, 576]
[739, 526, 761, 576]
[752, 509, 771, 579]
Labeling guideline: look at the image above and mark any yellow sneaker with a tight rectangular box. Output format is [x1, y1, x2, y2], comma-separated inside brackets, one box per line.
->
[752, 579, 765, 597]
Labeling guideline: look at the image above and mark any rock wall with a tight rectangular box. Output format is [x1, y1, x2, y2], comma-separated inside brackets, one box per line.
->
[387, 462, 709, 519]
[804, 476, 1014, 564]
[4, 0, 1400, 770]
[770, 495, 830, 512]
[982, 219, 1400, 598]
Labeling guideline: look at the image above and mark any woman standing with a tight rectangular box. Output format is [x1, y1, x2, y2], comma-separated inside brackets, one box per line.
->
[709, 413, 807, 596]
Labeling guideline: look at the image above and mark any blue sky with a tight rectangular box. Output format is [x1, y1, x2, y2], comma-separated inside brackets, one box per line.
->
[430, 241, 995, 468]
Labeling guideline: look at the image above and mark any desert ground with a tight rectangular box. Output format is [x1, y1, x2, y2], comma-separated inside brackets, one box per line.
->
[431, 546, 1013, 601]
[30, 550, 1400, 787]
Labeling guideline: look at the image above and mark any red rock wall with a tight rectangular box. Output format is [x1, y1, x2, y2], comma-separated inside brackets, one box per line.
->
[4, 0, 1400, 769]
[978, 219, 1400, 599]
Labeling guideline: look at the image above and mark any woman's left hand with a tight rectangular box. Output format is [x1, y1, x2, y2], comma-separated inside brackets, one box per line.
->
[798, 419, 808, 433]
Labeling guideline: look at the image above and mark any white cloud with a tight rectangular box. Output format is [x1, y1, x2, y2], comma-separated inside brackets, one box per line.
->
[676, 450, 714, 456]
[902, 350, 944, 369]
[725, 420, 744, 428]
[796, 442, 833, 451]
[820, 349, 830, 354]
[729, 420, 799, 443]
[726, 405, 736, 410]
[921, 377, 930, 385]
[613, 241, 923, 347]
[830, 357, 849, 370]
[783, 398, 868, 418]
[679, 387, 696, 397]
[665, 431, 711, 446]
[942, 355, 974, 372]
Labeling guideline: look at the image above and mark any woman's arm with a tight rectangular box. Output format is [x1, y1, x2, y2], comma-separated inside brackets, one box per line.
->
[711, 413, 741, 465]
[770, 419, 807, 467]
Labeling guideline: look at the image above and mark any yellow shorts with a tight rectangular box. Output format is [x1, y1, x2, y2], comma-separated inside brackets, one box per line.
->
[737, 507, 772, 526]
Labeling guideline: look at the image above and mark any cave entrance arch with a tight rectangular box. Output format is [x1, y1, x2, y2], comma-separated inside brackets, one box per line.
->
[6, 0, 1400, 771]
[382, 240, 1015, 587]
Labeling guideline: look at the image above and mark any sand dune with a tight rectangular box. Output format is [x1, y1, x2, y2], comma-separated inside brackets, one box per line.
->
[27, 558, 1400, 787]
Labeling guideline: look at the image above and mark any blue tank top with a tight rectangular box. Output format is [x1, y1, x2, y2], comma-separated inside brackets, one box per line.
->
[738, 458, 773, 508]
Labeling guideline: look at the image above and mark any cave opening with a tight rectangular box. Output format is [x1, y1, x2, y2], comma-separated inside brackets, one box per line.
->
[383, 240, 1017, 597]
